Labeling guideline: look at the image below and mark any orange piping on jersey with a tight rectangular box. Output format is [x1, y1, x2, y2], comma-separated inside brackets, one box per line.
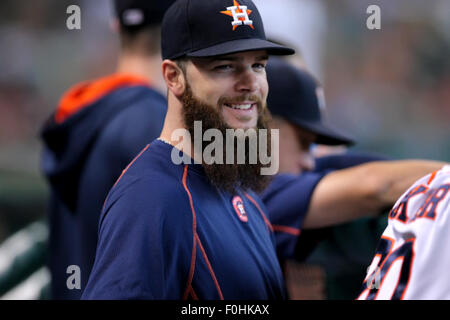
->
[427, 170, 438, 186]
[189, 286, 199, 300]
[195, 233, 224, 300]
[112, 144, 150, 190]
[244, 192, 273, 232]
[182, 165, 224, 300]
[182, 165, 198, 300]
[55, 73, 151, 124]
[272, 225, 301, 236]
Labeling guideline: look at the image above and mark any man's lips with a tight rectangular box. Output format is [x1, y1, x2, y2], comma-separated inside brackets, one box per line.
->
[223, 102, 257, 111]
[222, 103, 257, 125]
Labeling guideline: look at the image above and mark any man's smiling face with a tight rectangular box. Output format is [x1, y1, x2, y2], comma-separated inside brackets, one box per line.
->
[176, 50, 272, 194]
[182, 50, 269, 130]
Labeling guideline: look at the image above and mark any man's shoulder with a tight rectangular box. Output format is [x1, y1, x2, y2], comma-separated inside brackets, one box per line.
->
[100, 169, 191, 228]
[110, 145, 187, 201]
[100, 144, 191, 223]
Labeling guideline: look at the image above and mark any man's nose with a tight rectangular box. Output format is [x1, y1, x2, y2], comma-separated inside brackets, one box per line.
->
[235, 68, 259, 93]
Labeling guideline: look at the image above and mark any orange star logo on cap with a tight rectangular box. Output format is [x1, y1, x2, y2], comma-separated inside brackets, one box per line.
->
[221, 0, 254, 31]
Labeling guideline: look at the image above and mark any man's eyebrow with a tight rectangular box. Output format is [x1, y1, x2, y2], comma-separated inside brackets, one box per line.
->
[210, 56, 239, 62]
[256, 55, 269, 61]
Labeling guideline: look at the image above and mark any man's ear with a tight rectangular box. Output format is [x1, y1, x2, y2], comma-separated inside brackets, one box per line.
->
[162, 60, 186, 98]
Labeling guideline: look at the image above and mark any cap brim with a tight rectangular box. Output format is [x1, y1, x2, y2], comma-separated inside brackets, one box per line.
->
[293, 119, 355, 146]
[186, 38, 295, 58]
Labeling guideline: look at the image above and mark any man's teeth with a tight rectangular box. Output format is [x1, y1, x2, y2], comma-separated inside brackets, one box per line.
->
[228, 104, 252, 110]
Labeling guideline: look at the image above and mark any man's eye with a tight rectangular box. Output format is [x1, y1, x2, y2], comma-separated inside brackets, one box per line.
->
[253, 63, 266, 70]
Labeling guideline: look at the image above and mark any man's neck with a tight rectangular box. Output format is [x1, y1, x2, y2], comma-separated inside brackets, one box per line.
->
[159, 100, 203, 164]
[116, 53, 166, 94]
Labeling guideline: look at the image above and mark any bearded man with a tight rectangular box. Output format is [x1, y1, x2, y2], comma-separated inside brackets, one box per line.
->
[82, 0, 294, 299]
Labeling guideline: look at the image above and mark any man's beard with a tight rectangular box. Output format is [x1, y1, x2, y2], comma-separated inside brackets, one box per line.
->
[181, 84, 273, 194]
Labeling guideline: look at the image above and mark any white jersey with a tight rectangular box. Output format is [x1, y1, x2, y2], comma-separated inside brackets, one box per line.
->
[358, 165, 450, 300]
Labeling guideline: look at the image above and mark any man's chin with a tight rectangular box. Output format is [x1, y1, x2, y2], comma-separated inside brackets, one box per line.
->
[222, 107, 258, 130]
[182, 84, 272, 193]
[222, 115, 259, 130]
[225, 122, 258, 130]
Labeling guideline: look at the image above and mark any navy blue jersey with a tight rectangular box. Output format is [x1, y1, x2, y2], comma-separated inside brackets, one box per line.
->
[261, 172, 326, 259]
[82, 140, 286, 300]
[41, 74, 167, 299]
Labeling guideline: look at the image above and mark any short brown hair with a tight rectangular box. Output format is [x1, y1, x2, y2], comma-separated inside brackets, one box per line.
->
[174, 57, 188, 75]
[119, 25, 161, 56]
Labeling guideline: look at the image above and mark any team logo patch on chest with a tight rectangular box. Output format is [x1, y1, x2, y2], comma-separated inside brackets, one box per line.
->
[232, 196, 248, 222]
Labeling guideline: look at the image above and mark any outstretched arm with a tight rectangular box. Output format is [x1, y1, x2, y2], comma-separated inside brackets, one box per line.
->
[302, 160, 448, 229]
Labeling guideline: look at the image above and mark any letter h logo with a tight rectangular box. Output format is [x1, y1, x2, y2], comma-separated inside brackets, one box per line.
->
[221, 0, 254, 30]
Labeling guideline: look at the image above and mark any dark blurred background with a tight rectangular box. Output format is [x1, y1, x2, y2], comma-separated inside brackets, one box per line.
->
[0, 0, 448, 298]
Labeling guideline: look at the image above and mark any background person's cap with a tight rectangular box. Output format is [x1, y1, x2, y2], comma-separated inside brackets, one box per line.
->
[161, 0, 295, 60]
[266, 58, 355, 146]
[114, 0, 176, 30]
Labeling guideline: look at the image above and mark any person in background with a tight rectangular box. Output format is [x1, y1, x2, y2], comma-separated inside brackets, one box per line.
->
[262, 57, 447, 299]
[40, 0, 175, 299]
[359, 165, 450, 300]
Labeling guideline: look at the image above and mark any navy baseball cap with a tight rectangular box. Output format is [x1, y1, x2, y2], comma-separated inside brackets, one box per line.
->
[161, 0, 295, 60]
[114, 0, 176, 30]
[266, 58, 354, 146]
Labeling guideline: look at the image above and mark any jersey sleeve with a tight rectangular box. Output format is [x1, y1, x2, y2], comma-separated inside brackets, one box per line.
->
[314, 151, 389, 172]
[261, 172, 326, 259]
[81, 175, 193, 299]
